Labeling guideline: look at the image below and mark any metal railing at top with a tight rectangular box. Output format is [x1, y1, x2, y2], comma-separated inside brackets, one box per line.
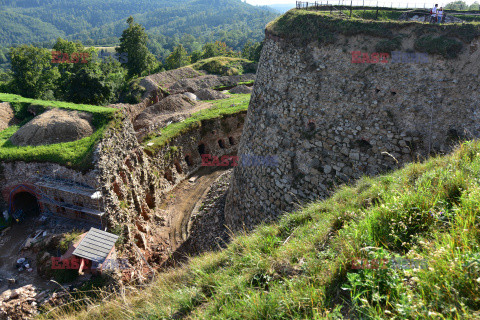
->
[295, 1, 480, 20]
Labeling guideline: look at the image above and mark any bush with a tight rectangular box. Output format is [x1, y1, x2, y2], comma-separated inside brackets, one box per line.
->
[375, 37, 403, 52]
[120, 78, 145, 104]
[414, 35, 463, 58]
[54, 269, 79, 284]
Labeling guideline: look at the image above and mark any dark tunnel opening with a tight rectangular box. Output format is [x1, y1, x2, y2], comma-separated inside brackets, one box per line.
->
[12, 192, 40, 221]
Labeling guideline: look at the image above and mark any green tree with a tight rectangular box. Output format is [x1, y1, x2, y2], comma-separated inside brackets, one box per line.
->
[241, 40, 263, 62]
[190, 50, 203, 63]
[469, 1, 480, 10]
[65, 68, 114, 105]
[445, 1, 469, 10]
[165, 44, 191, 70]
[116, 16, 157, 77]
[9, 45, 59, 98]
[52, 38, 93, 97]
[201, 41, 235, 60]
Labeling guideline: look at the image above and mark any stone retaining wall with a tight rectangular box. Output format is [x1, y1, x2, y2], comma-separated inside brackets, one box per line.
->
[225, 29, 480, 230]
[96, 112, 245, 258]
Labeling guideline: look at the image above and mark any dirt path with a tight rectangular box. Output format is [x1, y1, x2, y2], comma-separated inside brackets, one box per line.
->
[0, 219, 55, 294]
[160, 166, 229, 251]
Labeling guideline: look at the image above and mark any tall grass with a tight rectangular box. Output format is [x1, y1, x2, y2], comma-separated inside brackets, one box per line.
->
[41, 140, 480, 319]
[267, 9, 480, 47]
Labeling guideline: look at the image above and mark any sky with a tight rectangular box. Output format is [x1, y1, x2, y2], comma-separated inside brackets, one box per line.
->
[245, 0, 478, 9]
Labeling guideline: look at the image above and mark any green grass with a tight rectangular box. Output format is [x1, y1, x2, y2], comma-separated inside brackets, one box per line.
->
[267, 10, 401, 44]
[452, 14, 480, 23]
[143, 94, 250, 154]
[42, 140, 480, 319]
[414, 35, 464, 58]
[213, 80, 255, 91]
[0, 93, 119, 169]
[0, 93, 115, 118]
[374, 36, 403, 53]
[58, 230, 84, 253]
[189, 57, 255, 76]
[267, 9, 480, 54]
[351, 9, 404, 21]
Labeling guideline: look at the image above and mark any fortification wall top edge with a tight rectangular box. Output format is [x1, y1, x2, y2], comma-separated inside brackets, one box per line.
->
[266, 10, 480, 46]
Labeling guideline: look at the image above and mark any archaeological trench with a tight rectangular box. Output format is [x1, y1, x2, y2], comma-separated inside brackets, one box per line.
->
[1, 14, 480, 288]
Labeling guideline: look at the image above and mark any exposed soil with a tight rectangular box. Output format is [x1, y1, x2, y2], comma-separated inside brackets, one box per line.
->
[169, 74, 255, 94]
[139, 67, 203, 98]
[155, 168, 233, 270]
[0, 102, 17, 131]
[134, 100, 215, 140]
[229, 85, 253, 94]
[140, 94, 195, 115]
[10, 109, 94, 146]
[194, 88, 230, 101]
[160, 166, 229, 252]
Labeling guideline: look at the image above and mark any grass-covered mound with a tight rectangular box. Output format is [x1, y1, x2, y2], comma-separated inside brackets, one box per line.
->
[143, 93, 250, 155]
[0, 93, 118, 170]
[190, 57, 256, 76]
[266, 9, 480, 58]
[44, 140, 480, 319]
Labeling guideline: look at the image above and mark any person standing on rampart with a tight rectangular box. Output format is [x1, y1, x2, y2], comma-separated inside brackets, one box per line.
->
[437, 7, 444, 23]
[430, 4, 438, 23]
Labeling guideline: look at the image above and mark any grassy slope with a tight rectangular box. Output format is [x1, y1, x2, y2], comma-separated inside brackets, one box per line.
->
[267, 9, 480, 43]
[143, 94, 250, 154]
[45, 141, 480, 319]
[189, 57, 256, 76]
[0, 93, 118, 169]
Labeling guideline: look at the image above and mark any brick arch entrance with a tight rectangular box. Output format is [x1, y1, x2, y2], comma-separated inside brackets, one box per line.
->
[7, 184, 43, 217]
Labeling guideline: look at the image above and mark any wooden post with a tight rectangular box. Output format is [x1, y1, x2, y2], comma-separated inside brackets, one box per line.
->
[375, 1, 379, 19]
[350, 0, 352, 17]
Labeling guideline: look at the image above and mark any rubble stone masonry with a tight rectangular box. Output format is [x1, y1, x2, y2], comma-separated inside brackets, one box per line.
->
[225, 27, 480, 230]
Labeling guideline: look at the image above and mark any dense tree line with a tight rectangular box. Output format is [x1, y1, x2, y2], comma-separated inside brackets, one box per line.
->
[0, 0, 276, 51]
[0, 17, 262, 106]
[445, 1, 480, 10]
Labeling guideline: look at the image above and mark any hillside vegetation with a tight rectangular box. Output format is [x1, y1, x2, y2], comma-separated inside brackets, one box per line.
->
[144, 93, 250, 154]
[44, 140, 480, 319]
[267, 9, 480, 59]
[0, 0, 276, 55]
[189, 57, 255, 76]
[0, 93, 119, 169]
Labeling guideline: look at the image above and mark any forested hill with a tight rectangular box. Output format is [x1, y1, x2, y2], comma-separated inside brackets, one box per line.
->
[0, 0, 277, 50]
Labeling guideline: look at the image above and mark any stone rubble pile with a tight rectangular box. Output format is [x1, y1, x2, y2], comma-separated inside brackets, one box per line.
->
[0, 285, 38, 320]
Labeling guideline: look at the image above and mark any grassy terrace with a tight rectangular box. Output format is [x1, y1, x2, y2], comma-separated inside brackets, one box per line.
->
[0, 93, 118, 170]
[44, 141, 480, 319]
[266, 9, 480, 58]
[143, 93, 250, 155]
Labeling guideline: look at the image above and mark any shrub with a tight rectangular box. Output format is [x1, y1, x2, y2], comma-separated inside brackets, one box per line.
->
[414, 35, 463, 58]
[375, 37, 403, 53]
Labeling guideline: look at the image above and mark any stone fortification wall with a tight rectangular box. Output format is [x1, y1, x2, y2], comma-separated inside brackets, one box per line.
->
[96, 112, 245, 261]
[225, 25, 480, 230]
[0, 161, 102, 225]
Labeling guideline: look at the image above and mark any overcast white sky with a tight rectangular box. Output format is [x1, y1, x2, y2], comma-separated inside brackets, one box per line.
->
[245, 0, 478, 9]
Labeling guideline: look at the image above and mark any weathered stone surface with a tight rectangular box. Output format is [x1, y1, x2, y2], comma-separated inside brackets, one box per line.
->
[225, 32, 480, 231]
